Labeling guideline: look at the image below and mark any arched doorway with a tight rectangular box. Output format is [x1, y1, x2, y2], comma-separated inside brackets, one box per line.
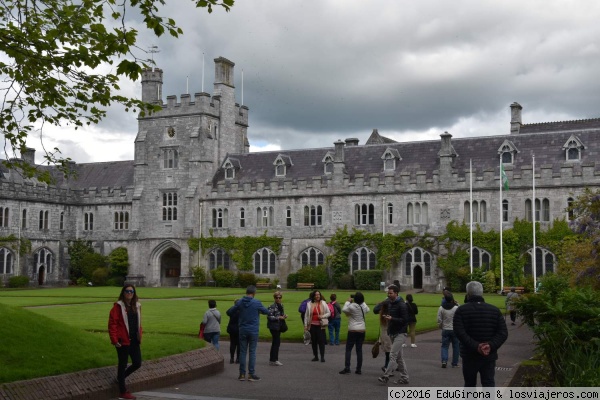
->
[161, 248, 181, 286]
[38, 266, 45, 285]
[413, 265, 423, 289]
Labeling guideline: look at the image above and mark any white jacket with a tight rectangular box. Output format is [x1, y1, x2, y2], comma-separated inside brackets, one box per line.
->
[342, 301, 370, 331]
[304, 300, 330, 328]
[437, 304, 458, 330]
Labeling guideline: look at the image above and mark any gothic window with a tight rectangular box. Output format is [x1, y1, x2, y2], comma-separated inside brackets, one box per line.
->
[224, 161, 235, 179]
[163, 148, 179, 169]
[405, 253, 412, 276]
[38, 210, 49, 230]
[323, 154, 334, 175]
[0, 207, 8, 227]
[381, 148, 401, 171]
[355, 203, 375, 225]
[525, 198, 550, 222]
[501, 151, 513, 164]
[162, 192, 178, 221]
[209, 248, 231, 270]
[567, 197, 574, 221]
[404, 247, 434, 277]
[240, 207, 245, 227]
[502, 200, 509, 222]
[34, 247, 54, 275]
[563, 136, 585, 162]
[470, 247, 492, 271]
[524, 248, 556, 278]
[256, 206, 274, 227]
[424, 253, 431, 276]
[254, 248, 276, 274]
[59, 211, 65, 230]
[286, 206, 292, 227]
[21, 208, 27, 229]
[407, 202, 428, 225]
[300, 247, 324, 267]
[212, 208, 228, 228]
[351, 247, 376, 273]
[0, 248, 13, 274]
[114, 211, 130, 230]
[84, 212, 94, 231]
[498, 141, 519, 165]
[387, 203, 393, 224]
[304, 205, 322, 226]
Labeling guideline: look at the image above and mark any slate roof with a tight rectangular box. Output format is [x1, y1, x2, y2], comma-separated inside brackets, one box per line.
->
[46, 161, 135, 189]
[213, 122, 600, 185]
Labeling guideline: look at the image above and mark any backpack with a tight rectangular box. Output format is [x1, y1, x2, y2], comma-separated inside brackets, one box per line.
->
[298, 299, 310, 314]
[327, 302, 336, 320]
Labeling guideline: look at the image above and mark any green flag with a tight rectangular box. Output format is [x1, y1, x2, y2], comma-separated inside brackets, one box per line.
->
[501, 164, 509, 191]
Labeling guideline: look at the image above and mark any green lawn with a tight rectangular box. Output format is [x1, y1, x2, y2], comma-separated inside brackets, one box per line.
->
[0, 286, 509, 383]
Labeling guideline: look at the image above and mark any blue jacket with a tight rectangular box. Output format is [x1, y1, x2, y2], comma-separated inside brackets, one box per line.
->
[228, 295, 268, 335]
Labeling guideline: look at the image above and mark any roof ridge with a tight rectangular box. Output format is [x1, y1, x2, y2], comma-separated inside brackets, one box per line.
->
[523, 118, 600, 127]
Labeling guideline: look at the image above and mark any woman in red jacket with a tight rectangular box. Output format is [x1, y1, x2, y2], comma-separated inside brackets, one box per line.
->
[108, 284, 142, 400]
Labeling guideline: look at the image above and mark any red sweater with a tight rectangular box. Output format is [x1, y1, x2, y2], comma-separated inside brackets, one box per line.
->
[108, 301, 143, 346]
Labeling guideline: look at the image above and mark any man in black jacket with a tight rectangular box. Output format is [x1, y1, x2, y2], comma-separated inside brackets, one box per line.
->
[374, 285, 409, 385]
[453, 281, 508, 387]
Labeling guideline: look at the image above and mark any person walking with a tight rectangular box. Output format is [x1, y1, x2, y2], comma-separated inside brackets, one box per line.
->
[202, 299, 221, 350]
[377, 301, 393, 374]
[108, 284, 142, 400]
[437, 293, 460, 368]
[226, 299, 240, 364]
[303, 290, 330, 362]
[267, 291, 287, 366]
[404, 294, 418, 348]
[505, 287, 519, 325]
[228, 285, 269, 381]
[453, 281, 508, 387]
[328, 293, 342, 345]
[339, 292, 370, 375]
[375, 284, 410, 385]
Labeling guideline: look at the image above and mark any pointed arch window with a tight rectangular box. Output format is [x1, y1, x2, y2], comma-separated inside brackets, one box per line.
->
[563, 135, 585, 162]
[84, 212, 94, 231]
[34, 248, 54, 275]
[286, 206, 292, 227]
[254, 248, 276, 274]
[212, 208, 229, 228]
[387, 203, 393, 224]
[256, 206, 274, 227]
[301, 247, 324, 267]
[464, 200, 487, 223]
[0, 248, 13, 274]
[304, 205, 322, 226]
[567, 197, 574, 221]
[524, 248, 556, 278]
[404, 247, 434, 277]
[209, 248, 231, 270]
[470, 247, 492, 271]
[351, 247, 376, 273]
[322, 153, 334, 175]
[224, 161, 235, 179]
[355, 203, 375, 225]
[407, 202, 428, 225]
[0, 207, 8, 227]
[163, 148, 179, 169]
[525, 198, 550, 222]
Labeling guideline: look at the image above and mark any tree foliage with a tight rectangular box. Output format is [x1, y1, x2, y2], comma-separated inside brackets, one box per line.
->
[0, 0, 233, 182]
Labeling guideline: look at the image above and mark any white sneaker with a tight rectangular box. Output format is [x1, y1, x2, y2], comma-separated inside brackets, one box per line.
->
[411, 344, 417, 348]
[274, 361, 283, 366]
[402, 344, 407, 348]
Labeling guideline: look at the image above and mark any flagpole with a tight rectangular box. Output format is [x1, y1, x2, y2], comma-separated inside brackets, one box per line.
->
[532, 154, 537, 292]
[201, 53, 205, 93]
[470, 159, 473, 276]
[500, 158, 504, 292]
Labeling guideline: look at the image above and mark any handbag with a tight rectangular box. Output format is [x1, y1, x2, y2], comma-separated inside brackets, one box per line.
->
[199, 322, 205, 339]
[372, 340, 381, 358]
[279, 319, 288, 333]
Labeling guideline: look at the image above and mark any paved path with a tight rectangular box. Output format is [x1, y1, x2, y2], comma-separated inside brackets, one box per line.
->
[128, 322, 534, 400]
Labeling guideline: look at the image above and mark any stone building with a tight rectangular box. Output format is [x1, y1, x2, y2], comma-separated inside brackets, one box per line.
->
[1, 57, 600, 290]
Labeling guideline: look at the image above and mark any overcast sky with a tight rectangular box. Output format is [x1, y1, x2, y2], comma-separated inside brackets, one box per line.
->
[22, 0, 600, 163]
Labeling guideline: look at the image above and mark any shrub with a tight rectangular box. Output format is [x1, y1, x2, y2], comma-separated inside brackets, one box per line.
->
[106, 277, 125, 287]
[287, 272, 298, 289]
[81, 253, 107, 281]
[296, 265, 329, 289]
[211, 267, 236, 287]
[108, 247, 129, 279]
[482, 270, 496, 293]
[336, 273, 354, 290]
[353, 270, 383, 290]
[91, 268, 109, 286]
[7, 275, 30, 288]
[237, 272, 257, 288]
[190, 266, 207, 286]
[76, 277, 88, 286]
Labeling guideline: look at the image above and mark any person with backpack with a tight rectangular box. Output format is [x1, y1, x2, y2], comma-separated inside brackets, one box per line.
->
[298, 296, 311, 324]
[202, 299, 222, 350]
[328, 293, 342, 345]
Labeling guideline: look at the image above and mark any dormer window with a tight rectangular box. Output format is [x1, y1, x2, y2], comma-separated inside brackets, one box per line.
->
[322, 152, 334, 175]
[498, 140, 519, 165]
[273, 154, 292, 178]
[381, 148, 401, 171]
[224, 161, 235, 179]
[563, 135, 585, 162]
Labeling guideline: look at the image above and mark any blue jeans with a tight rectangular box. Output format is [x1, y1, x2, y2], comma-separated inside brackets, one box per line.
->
[328, 318, 341, 344]
[344, 331, 365, 372]
[204, 332, 220, 351]
[441, 329, 460, 366]
[239, 332, 258, 375]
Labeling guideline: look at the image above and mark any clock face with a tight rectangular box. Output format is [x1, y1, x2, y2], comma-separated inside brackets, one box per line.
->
[167, 127, 175, 137]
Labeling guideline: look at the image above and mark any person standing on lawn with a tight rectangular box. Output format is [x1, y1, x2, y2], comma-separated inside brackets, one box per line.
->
[228, 285, 269, 381]
[328, 293, 342, 345]
[108, 284, 142, 400]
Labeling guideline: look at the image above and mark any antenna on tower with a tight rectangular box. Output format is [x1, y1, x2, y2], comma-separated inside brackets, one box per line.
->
[148, 45, 160, 64]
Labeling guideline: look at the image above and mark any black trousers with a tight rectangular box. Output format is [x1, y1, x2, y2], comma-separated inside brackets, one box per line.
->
[309, 324, 326, 359]
[229, 331, 240, 361]
[462, 357, 496, 387]
[344, 331, 365, 372]
[116, 341, 142, 393]
[269, 329, 281, 362]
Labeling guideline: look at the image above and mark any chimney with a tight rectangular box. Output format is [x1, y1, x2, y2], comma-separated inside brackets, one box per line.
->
[510, 102, 522, 134]
[334, 140, 345, 162]
[21, 147, 36, 165]
[345, 138, 359, 146]
[438, 131, 457, 186]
